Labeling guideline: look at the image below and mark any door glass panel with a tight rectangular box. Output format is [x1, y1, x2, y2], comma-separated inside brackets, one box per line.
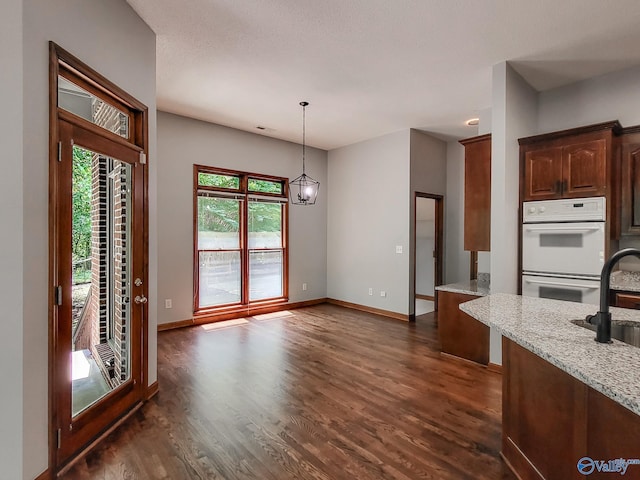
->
[71, 145, 131, 417]
[249, 250, 283, 301]
[539, 286, 582, 303]
[539, 234, 583, 248]
[58, 76, 129, 139]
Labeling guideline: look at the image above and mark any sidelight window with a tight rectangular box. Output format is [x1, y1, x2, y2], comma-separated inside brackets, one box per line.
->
[194, 165, 288, 314]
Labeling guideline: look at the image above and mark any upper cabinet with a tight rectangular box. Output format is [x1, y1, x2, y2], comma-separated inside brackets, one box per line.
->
[460, 134, 491, 252]
[620, 127, 640, 236]
[520, 123, 619, 201]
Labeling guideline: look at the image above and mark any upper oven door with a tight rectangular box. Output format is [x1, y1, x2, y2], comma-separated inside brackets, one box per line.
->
[522, 222, 605, 276]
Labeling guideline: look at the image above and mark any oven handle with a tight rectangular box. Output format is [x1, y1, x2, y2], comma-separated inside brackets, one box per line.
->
[524, 278, 599, 289]
[524, 225, 602, 233]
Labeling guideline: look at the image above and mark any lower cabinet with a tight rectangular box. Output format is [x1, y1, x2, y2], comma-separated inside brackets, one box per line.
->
[611, 291, 640, 309]
[437, 291, 489, 365]
[502, 338, 640, 480]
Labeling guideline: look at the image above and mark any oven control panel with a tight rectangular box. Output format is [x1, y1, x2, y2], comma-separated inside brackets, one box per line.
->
[523, 197, 606, 223]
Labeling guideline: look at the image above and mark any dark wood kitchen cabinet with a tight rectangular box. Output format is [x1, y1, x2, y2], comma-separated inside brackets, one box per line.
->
[619, 126, 640, 235]
[460, 134, 491, 252]
[437, 290, 489, 365]
[611, 291, 640, 309]
[502, 338, 640, 480]
[520, 122, 620, 201]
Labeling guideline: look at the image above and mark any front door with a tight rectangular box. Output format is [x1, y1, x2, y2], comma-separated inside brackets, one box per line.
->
[50, 43, 149, 471]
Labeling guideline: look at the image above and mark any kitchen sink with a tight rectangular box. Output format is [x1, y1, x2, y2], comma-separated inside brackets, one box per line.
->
[571, 319, 640, 348]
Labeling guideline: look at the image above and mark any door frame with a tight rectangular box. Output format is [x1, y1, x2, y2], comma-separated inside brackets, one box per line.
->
[413, 193, 444, 316]
[48, 42, 150, 475]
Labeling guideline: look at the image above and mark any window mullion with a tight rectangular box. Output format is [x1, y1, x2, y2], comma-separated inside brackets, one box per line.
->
[241, 196, 249, 306]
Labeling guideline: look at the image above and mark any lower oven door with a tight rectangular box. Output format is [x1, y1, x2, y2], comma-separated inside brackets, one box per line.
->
[522, 274, 600, 305]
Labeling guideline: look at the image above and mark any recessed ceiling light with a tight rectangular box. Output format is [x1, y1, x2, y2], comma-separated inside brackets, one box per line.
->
[466, 118, 479, 126]
[256, 126, 266, 130]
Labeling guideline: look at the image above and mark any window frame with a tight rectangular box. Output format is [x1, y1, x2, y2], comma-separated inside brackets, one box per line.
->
[193, 164, 289, 318]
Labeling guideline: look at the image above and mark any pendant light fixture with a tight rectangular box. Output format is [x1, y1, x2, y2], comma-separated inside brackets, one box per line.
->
[290, 101, 319, 205]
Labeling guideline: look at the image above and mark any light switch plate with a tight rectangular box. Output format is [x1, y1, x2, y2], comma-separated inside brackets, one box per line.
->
[396, 245, 403, 254]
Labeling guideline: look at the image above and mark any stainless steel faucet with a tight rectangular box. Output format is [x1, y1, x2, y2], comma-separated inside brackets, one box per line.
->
[587, 248, 640, 343]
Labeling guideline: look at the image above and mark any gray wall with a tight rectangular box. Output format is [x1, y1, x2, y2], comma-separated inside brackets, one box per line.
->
[409, 130, 447, 313]
[538, 65, 640, 269]
[445, 141, 469, 283]
[156, 112, 328, 325]
[538, 64, 640, 134]
[328, 130, 411, 314]
[20, 1, 157, 477]
[490, 63, 538, 295]
[539, 64, 640, 269]
[488, 63, 538, 365]
[0, 0, 24, 478]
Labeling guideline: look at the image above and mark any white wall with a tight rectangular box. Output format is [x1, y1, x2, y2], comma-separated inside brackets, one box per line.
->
[328, 130, 411, 315]
[157, 112, 328, 325]
[22, 1, 156, 477]
[0, 0, 24, 478]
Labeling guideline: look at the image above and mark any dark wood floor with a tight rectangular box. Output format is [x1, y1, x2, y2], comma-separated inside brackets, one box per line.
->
[63, 304, 517, 479]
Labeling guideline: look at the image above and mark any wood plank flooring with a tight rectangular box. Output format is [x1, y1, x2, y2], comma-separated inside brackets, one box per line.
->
[62, 304, 516, 479]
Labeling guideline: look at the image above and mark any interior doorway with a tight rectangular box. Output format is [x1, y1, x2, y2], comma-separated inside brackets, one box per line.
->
[414, 193, 443, 317]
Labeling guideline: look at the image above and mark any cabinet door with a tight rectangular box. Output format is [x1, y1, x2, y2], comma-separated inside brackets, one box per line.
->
[523, 147, 562, 201]
[562, 139, 606, 198]
[620, 140, 640, 235]
[438, 291, 489, 365]
[463, 136, 491, 251]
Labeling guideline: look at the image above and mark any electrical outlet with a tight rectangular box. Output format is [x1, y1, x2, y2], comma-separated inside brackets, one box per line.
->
[302, 283, 307, 291]
[368, 288, 373, 296]
[380, 291, 386, 297]
[396, 245, 403, 254]
[165, 299, 172, 309]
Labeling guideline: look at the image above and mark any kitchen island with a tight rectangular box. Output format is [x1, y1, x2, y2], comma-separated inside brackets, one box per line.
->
[461, 294, 640, 480]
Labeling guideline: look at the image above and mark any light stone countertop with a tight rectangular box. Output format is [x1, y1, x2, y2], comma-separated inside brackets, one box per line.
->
[435, 277, 490, 297]
[460, 293, 640, 416]
[610, 270, 640, 292]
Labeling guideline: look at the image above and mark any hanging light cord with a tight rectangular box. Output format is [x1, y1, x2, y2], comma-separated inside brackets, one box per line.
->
[301, 101, 308, 175]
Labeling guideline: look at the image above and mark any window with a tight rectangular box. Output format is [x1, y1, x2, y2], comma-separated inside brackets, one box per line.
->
[194, 165, 288, 314]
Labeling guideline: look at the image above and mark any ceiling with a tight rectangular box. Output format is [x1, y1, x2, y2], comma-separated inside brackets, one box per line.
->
[126, 0, 640, 150]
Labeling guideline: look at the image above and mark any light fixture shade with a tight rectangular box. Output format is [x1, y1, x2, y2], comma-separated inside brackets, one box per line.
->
[289, 173, 319, 205]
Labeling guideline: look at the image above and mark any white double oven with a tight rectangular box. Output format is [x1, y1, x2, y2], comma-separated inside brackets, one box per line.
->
[522, 197, 605, 305]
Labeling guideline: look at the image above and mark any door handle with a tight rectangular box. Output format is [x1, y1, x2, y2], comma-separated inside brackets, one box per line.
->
[134, 295, 148, 304]
[524, 278, 598, 289]
[524, 225, 602, 233]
